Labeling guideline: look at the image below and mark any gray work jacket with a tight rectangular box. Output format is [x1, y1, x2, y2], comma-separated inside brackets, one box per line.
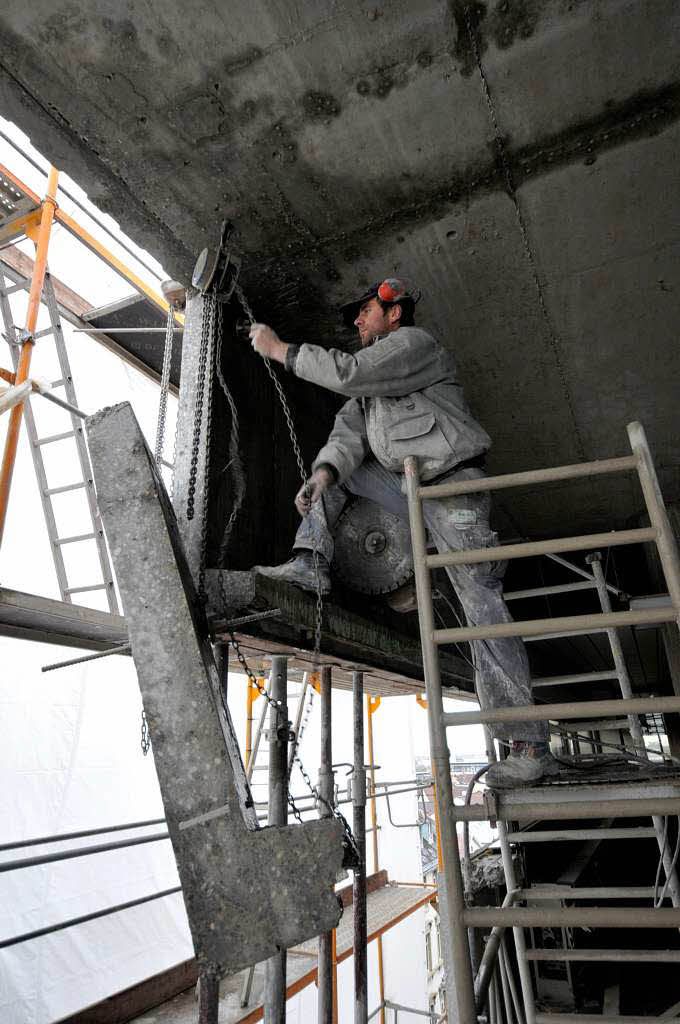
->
[288, 326, 491, 483]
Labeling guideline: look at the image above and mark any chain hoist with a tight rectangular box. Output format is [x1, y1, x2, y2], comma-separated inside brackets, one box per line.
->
[186, 228, 357, 862]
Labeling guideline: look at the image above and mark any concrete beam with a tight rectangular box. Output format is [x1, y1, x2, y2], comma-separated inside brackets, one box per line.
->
[86, 401, 343, 976]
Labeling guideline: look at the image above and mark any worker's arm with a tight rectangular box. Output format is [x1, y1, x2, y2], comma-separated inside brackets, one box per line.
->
[311, 398, 369, 485]
[289, 328, 450, 398]
[249, 323, 451, 399]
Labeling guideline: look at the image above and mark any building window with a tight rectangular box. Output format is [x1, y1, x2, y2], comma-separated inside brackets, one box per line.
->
[425, 923, 433, 973]
[435, 918, 442, 966]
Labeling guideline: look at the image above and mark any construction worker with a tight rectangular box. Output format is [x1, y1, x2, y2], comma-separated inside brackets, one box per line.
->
[249, 279, 556, 788]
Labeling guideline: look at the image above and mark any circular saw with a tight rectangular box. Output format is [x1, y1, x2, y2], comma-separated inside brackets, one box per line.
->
[332, 498, 414, 595]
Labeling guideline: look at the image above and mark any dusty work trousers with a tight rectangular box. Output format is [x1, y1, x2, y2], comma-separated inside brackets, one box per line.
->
[294, 457, 548, 742]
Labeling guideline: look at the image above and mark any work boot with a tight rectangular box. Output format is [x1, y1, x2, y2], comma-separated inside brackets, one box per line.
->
[485, 741, 560, 790]
[253, 551, 331, 595]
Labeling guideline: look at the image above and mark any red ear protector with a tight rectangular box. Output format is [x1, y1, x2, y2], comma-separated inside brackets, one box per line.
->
[377, 278, 407, 302]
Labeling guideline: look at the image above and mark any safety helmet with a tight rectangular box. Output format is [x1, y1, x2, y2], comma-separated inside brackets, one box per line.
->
[339, 278, 419, 328]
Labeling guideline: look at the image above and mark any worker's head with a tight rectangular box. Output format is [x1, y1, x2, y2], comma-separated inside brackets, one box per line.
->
[340, 278, 417, 346]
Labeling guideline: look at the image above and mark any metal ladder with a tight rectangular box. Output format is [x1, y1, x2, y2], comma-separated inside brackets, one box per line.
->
[0, 266, 118, 612]
[404, 421, 680, 1023]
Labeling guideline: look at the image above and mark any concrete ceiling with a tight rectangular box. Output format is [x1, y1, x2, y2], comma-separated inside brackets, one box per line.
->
[1, 0, 678, 540]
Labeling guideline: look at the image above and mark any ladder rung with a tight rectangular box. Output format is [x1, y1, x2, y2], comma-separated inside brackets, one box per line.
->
[50, 378, 68, 388]
[34, 430, 76, 446]
[54, 533, 97, 546]
[442, 692, 680, 727]
[64, 584, 108, 595]
[44, 482, 87, 496]
[425, 526, 657, 570]
[506, 827, 656, 843]
[0, 283, 25, 298]
[33, 326, 55, 340]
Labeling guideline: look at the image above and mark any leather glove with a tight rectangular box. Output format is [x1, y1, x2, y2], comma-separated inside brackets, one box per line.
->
[295, 466, 333, 517]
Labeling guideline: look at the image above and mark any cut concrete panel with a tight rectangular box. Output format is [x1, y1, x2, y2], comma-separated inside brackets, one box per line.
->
[86, 401, 343, 975]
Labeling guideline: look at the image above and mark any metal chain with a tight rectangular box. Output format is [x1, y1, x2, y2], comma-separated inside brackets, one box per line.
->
[197, 292, 216, 603]
[154, 305, 175, 465]
[214, 299, 246, 561]
[186, 295, 213, 521]
[141, 709, 151, 756]
[461, 3, 586, 461]
[233, 281, 324, 660]
[192, 280, 355, 854]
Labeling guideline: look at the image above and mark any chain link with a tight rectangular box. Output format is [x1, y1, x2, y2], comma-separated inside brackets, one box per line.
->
[233, 281, 324, 661]
[186, 294, 213, 522]
[198, 292, 217, 602]
[214, 299, 246, 561]
[141, 709, 151, 756]
[154, 305, 175, 465]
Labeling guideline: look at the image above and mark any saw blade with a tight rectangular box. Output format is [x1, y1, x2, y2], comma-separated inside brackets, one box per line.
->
[332, 498, 414, 595]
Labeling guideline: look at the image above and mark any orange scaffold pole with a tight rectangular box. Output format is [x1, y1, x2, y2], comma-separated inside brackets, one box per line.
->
[0, 166, 59, 545]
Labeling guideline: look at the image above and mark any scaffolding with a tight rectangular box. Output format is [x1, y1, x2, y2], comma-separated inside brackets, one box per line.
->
[405, 421, 680, 1024]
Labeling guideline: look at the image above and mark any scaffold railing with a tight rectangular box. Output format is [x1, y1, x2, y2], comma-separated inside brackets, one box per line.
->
[405, 420, 680, 1024]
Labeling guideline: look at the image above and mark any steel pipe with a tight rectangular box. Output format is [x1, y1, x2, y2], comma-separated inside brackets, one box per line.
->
[442, 694, 680, 727]
[0, 885, 181, 949]
[318, 666, 334, 1024]
[532, 670, 619, 688]
[264, 656, 288, 1024]
[464, 907, 680, 928]
[434, 605, 674, 646]
[453, 797, 680, 823]
[629, 422, 680, 631]
[0, 817, 165, 853]
[505, 581, 596, 601]
[404, 456, 477, 1023]
[474, 890, 519, 1012]
[505, 827, 656, 843]
[353, 671, 368, 1024]
[419, 455, 637, 500]
[0, 830, 169, 872]
[525, 949, 680, 962]
[426, 527, 657, 570]
[588, 549, 680, 907]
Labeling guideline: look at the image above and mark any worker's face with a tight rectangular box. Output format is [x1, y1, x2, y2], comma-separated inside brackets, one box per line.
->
[354, 298, 393, 346]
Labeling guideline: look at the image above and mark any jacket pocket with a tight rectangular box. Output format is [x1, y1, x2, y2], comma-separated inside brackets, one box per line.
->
[385, 411, 454, 464]
[389, 412, 436, 441]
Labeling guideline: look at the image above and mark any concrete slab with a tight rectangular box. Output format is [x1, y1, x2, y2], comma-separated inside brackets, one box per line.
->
[86, 401, 343, 976]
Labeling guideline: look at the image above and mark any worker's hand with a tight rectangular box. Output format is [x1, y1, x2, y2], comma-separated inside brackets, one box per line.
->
[295, 467, 333, 517]
[249, 323, 288, 364]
